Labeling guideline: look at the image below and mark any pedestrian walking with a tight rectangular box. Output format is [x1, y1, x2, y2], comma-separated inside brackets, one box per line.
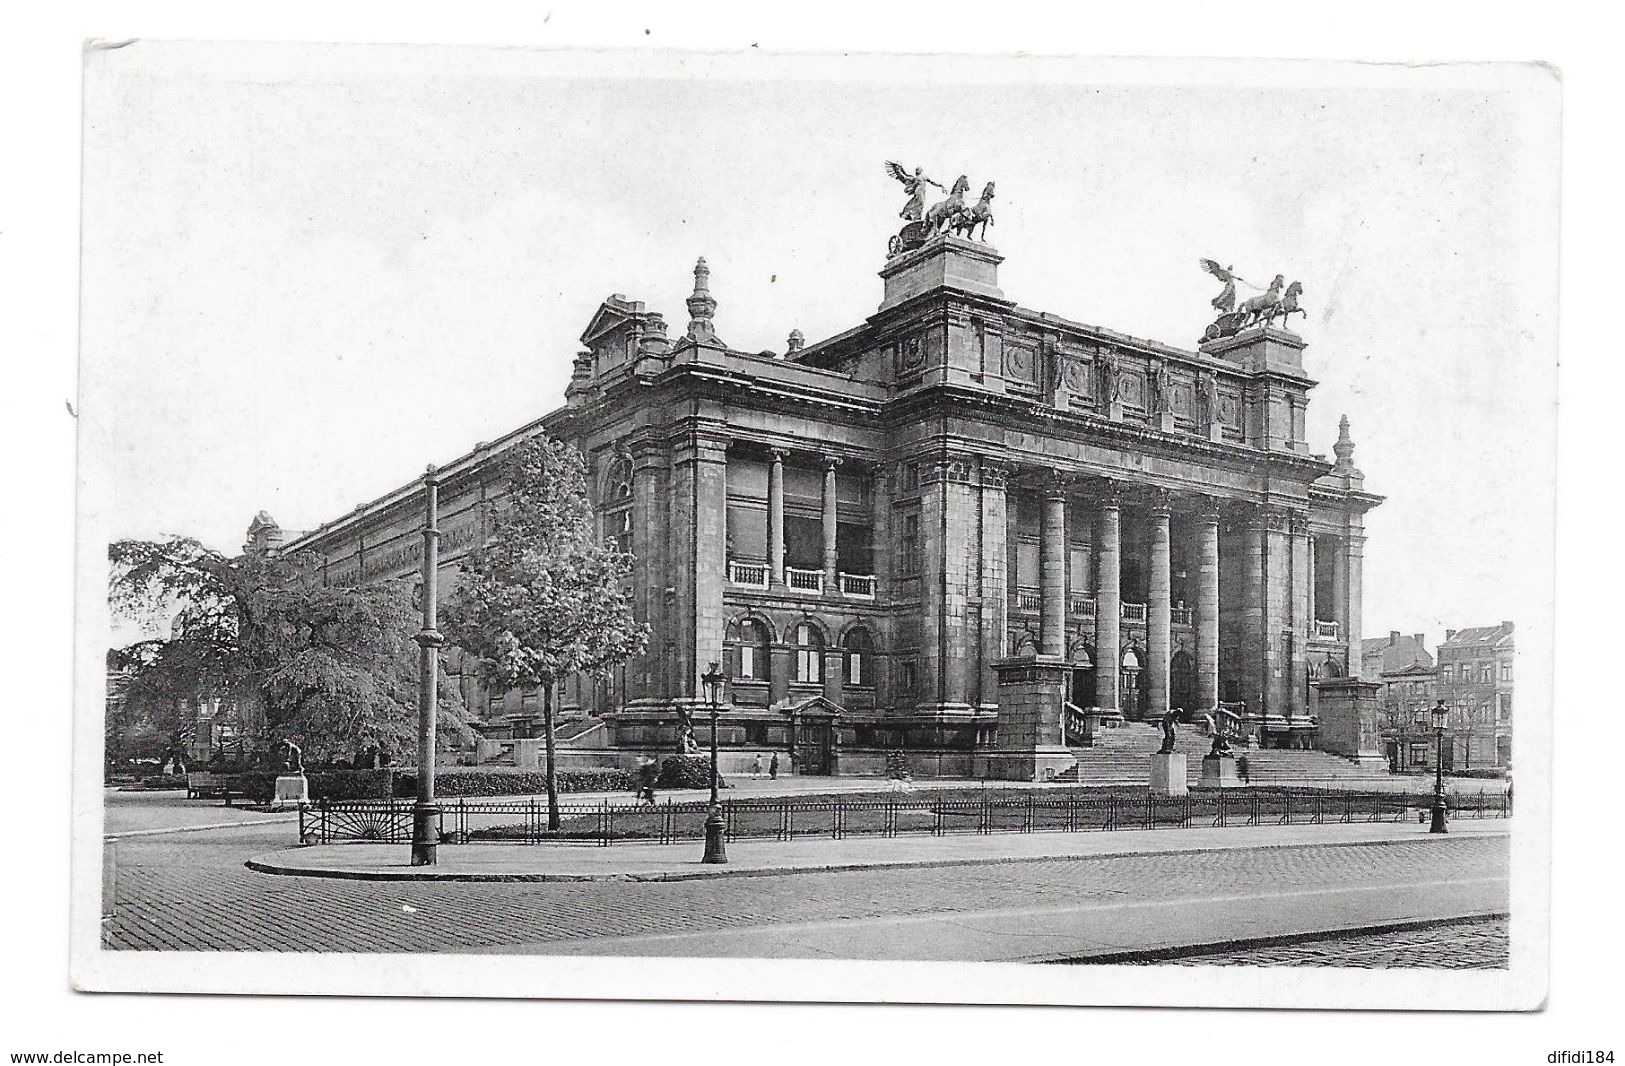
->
[768, 752, 779, 780]
[752, 754, 763, 778]
[1236, 754, 1250, 784]
[636, 757, 658, 805]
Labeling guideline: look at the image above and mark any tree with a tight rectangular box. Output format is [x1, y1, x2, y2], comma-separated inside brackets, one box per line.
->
[108, 537, 468, 766]
[444, 436, 650, 828]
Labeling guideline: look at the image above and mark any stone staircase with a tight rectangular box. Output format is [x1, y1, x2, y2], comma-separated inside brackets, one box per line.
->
[1050, 722, 1397, 787]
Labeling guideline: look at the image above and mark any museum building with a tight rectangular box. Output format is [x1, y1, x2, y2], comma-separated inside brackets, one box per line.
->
[267, 232, 1382, 780]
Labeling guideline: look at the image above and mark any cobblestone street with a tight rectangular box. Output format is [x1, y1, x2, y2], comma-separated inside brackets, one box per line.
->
[1147, 916, 1511, 968]
[102, 806, 1510, 963]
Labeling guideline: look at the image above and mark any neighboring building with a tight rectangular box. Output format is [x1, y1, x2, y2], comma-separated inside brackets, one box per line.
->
[1360, 630, 1432, 682]
[1433, 622, 1515, 769]
[1362, 631, 1438, 771]
[263, 229, 1381, 778]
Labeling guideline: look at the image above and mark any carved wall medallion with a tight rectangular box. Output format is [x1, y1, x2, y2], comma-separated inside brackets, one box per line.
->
[1063, 356, 1092, 395]
[898, 334, 925, 371]
[1005, 343, 1036, 382]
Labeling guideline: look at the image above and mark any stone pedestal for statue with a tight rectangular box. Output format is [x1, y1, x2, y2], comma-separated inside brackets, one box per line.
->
[270, 773, 310, 810]
[1314, 677, 1388, 769]
[1202, 421, 1224, 442]
[1106, 400, 1125, 422]
[975, 656, 1076, 782]
[1149, 752, 1187, 796]
[1200, 754, 1241, 789]
[1155, 411, 1176, 433]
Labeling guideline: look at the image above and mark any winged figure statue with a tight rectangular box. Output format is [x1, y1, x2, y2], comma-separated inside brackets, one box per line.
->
[885, 160, 946, 223]
[1199, 259, 1247, 313]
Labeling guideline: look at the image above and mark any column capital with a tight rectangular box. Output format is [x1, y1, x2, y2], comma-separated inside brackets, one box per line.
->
[1147, 487, 1173, 517]
[822, 454, 842, 471]
[979, 458, 1011, 489]
[1288, 508, 1312, 535]
[1040, 469, 1074, 500]
[1095, 477, 1124, 509]
[769, 447, 788, 463]
[1192, 495, 1224, 522]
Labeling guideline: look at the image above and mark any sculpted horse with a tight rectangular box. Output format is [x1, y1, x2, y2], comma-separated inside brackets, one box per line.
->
[1234, 274, 1285, 330]
[1263, 280, 1305, 330]
[950, 181, 995, 242]
[924, 174, 970, 235]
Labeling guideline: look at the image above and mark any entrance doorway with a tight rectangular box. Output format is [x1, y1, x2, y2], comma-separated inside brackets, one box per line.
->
[794, 717, 834, 775]
[1069, 667, 1095, 708]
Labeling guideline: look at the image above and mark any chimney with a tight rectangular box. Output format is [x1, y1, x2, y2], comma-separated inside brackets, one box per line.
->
[1414, 634, 1425, 646]
[1502, 621, 1514, 631]
[1389, 631, 1399, 646]
[1445, 629, 1457, 642]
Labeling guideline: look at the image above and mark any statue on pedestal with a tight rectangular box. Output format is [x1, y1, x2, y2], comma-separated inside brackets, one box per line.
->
[279, 739, 304, 774]
[1158, 709, 1180, 755]
[1196, 369, 1218, 425]
[1148, 359, 1172, 414]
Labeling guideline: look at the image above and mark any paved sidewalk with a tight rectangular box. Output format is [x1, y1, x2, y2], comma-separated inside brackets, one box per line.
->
[248, 817, 1509, 882]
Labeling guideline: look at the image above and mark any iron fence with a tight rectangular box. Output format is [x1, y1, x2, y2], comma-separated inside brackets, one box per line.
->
[296, 786, 1511, 845]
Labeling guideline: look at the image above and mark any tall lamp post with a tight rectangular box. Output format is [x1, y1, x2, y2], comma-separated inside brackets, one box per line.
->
[411, 464, 443, 866]
[700, 661, 728, 864]
[1429, 699, 1449, 835]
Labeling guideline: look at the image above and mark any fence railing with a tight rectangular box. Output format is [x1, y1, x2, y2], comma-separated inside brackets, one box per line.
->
[297, 787, 1511, 846]
[1121, 601, 1148, 622]
[1315, 620, 1342, 640]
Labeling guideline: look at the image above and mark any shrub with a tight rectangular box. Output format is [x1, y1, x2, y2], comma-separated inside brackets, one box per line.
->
[391, 767, 634, 799]
[658, 755, 727, 790]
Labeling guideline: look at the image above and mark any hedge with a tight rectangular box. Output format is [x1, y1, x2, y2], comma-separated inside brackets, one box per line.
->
[390, 767, 635, 798]
[234, 769, 397, 804]
[658, 754, 727, 790]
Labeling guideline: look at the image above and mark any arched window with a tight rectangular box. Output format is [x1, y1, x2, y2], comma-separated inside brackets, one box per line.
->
[601, 455, 634, 552]
[793, 622, 824, 684]
[843, 628, 875, 686]
[726, 617, 771, 682]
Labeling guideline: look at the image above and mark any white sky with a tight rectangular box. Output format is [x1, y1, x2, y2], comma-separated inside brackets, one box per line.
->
[79, 44, 1558, 647]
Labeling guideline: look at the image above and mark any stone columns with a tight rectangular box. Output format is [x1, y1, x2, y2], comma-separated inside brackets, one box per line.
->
[768, 448, 786, 587]
[1289, 510, 1312, 716]
[1040, 476, 1068, 658]
[821, 456, 840, 591]
[1094, 488, 1122, 713]
[1332, 535, 1350, 636]
[979, 461, 1009, 707]
[671, 427, 730, 700]
[1343, 533, 1364, 674]
[1195, 501, 1221, 712]
[1147, 494, 1172, 716]
[1308, 535, 1319, 625]
[1260, 506, 1293, 718]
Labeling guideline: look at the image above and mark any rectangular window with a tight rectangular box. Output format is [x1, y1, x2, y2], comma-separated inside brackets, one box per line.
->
[739, 645, 758, 680]
[901, 661, 919, 694]
[1409, 743, 1431, 765]
[1501, 662, 1512, 681]
[1441, 666, 1453, 684]
[899, 513, 920, 575]
[795, 648, 821, 684]
[1481, 664, 1493, 683]
[847, 652, 863, 686]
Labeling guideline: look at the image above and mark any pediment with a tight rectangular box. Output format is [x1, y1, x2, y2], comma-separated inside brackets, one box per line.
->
[781, 695, 844, 718]
[579, 296, 646, 346]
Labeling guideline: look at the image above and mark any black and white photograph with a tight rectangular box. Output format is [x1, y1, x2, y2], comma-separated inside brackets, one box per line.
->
[9, 6, 1619, 1063]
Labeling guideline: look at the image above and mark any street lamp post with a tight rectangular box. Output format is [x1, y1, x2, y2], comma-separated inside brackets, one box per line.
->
[1429, 699, 1449, 835]
[700, 661, 728, 864]
[411, 464, 443, 866]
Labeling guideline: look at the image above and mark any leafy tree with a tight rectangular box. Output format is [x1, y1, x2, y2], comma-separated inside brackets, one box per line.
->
[444, 436, 650, 828]
[108, 537, 468, 766]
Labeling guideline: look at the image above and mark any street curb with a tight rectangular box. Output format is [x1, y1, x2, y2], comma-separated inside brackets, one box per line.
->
[244, 823, 1509, 884]
[1040, 911, 1510, 964]
[106, 816, 299, 841]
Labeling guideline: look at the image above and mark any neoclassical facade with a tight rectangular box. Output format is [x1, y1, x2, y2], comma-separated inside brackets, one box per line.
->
[272, 235, 1381, 778]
